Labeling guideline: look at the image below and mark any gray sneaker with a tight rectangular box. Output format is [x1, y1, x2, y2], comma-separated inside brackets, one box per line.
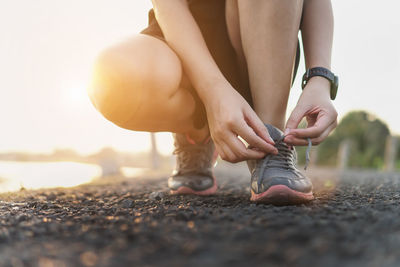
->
[168, 133, 218, 195]
[247, 124, 314, 205]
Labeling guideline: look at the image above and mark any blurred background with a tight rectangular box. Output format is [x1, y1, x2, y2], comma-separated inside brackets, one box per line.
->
[0, 0, 399, 192]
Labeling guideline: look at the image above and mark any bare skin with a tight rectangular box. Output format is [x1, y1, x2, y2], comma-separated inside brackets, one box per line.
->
[230, 0, 304, 130]
[89, 34, 209, 140]
[88, 0, 337, 163]
[284, 0, 338, 146]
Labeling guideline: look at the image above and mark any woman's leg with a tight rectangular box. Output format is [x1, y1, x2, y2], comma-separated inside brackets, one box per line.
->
[226, 0, 304, 130]
[226, 1, 313, 205]
[88, 34, 208, 141]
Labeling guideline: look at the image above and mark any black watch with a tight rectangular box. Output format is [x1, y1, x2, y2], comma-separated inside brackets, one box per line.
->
[301, 67, 339, 100]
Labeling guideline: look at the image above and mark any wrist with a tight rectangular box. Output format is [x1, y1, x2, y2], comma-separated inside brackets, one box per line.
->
[196, 77, 231, 104]
[302, 76, 331, 98]
[308, 76, 331, 87]
[302, 67, 338, 100]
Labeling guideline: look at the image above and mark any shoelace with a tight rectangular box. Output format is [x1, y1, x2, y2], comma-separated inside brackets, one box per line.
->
[277, 136, 311, 170]
[173, 141, 211, 173]
[256, 136, 312, 189]
[305, 137, 312, 170]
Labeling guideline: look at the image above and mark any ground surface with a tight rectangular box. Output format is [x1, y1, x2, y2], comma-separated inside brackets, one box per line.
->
[1, 162, 400, 267]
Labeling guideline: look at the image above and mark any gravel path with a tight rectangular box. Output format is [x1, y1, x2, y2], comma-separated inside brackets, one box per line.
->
[1, 162, 400, 267]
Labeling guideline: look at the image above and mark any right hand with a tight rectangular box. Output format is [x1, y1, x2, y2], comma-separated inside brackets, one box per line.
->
[203, 83, 278, 163]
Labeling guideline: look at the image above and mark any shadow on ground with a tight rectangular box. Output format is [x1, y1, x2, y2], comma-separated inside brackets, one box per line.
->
[1, 162, 400, 267]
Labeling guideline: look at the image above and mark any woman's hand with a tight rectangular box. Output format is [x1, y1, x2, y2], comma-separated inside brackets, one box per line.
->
[284, 77, 338, 146]
[151, 0, 277, 160]
[203, 82, 278, 163]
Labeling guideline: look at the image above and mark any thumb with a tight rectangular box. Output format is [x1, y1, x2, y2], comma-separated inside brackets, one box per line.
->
[285, 105, 306, 134]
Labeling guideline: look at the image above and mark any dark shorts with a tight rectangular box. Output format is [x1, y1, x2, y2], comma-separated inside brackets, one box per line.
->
[140, 0, 300, 129]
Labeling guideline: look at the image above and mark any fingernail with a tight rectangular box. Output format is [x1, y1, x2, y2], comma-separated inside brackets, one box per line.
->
[268, 136, 275, 144]
[284, 128, 290, 135]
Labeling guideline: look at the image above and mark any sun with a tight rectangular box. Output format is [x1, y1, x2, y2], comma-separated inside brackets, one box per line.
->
[62, 82, 91, 107]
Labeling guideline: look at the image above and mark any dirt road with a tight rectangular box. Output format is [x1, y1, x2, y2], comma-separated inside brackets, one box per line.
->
[1, 162, 400, 267]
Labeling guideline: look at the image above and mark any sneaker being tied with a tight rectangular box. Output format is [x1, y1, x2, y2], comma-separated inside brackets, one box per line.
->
[247, 124, 314, 205]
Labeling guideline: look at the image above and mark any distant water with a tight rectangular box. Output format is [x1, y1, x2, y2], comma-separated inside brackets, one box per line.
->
[0, 161, 143, 193]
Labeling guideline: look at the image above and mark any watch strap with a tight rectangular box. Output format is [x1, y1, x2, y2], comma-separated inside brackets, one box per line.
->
[302, 67, 334, 88]
[302, 67, 338, 100]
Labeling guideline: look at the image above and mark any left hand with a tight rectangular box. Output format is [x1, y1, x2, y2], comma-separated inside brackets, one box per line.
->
[284, 77, 338, 146]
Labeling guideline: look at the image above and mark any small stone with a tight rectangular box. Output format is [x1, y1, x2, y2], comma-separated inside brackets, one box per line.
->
[121, 199, 134, 209]
[149, 192, 165, 200]
[163, 200, 172, 205]
[16, 214, 28, 222]
[47, 193, 57, 201]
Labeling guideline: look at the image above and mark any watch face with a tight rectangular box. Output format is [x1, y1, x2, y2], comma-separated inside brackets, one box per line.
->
[301, 73, 308, 89]
[331, 76, 339, 100]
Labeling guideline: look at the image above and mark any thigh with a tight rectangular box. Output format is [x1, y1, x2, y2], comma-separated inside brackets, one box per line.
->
[138, 31, 207, 129]
[89, 34, 186, 127]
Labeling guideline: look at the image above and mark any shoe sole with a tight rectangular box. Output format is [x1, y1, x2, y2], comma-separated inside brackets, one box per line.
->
[251, 184, 314, 205]
[170, 176, 218, 196]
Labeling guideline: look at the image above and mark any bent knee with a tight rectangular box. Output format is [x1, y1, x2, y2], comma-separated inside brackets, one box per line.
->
[88, 34, 183, 126]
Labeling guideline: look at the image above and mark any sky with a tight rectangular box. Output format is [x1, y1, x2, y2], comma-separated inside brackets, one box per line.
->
[0, 0, 399, 156]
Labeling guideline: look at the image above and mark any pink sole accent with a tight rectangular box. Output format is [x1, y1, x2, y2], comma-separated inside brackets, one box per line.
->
[186, 134, 212, 145]
[185, 134, 197, 145]
[251, 184, 314, 205]
[203, 135, 211, 144]
[170, 176, 218, 196]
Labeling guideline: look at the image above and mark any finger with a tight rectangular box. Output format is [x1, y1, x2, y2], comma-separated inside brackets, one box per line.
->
[310, 121, 337, 144]
[285, 121, 336, 145]
[284, 135, 310, 146]
[218, 141, 238, 163]
[289, 114, 336, 139]
[213, 142, 226, 161]
[285, 121, 337, 146]
[228, 135, 267, 161]
[285, 105, 307, 132]
[243, 108, 275, 145]
[213, 138, 230, 161]
[233, 124, 278, 155]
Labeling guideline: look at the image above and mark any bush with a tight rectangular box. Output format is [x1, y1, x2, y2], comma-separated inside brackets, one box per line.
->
[296, 111, 390, 169]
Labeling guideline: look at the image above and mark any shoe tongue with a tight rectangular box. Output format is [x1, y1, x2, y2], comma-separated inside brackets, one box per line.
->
[264, 124, 284, 142]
